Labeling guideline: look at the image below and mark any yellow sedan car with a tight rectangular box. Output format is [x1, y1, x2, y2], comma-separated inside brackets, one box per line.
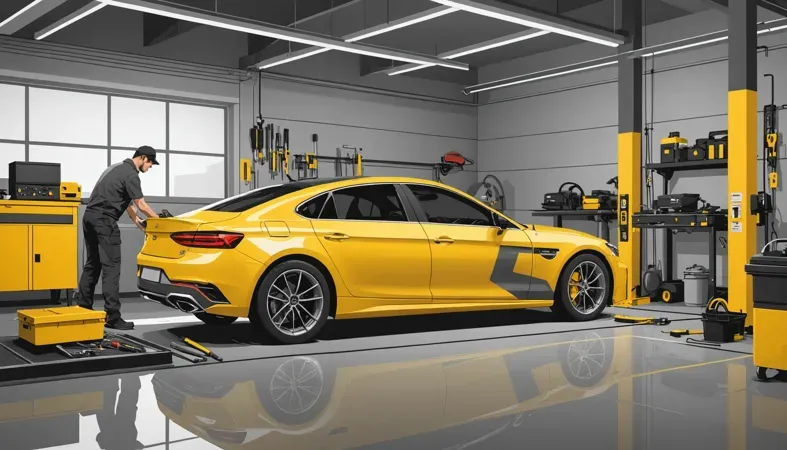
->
[136, 176, 627, 344]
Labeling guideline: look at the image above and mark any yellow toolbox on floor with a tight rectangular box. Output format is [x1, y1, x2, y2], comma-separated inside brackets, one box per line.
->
[17, 306, 106, 346]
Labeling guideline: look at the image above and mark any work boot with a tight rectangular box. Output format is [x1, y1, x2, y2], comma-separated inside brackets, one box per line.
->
[106, 317, 134, 330]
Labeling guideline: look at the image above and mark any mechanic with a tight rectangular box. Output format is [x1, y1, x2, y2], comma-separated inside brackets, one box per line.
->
[76, 145, 159, 330]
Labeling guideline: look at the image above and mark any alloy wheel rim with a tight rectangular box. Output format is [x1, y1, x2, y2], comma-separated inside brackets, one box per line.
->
[267, 269, 324, 337]
[566, 334, 607, 381]
[567, 261, 606, 315]
[269, 356, 324, 415]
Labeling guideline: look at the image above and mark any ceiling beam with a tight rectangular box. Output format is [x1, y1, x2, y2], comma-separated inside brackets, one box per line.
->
[34, 1, 106, 40]
[95, 0, 469, 71]
[244, 5, 459, 70]
[429, 0, 627, 47]
[143, 12, 199, 46]
[758, 0, 787, 17]
[660, 0, 717, 14]
[0, 0, 68, 35]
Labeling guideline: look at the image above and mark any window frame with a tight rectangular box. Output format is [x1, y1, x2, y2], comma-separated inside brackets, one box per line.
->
[294, 182, 415, 223]
[0, 80, 229, 204]
[402, 182, 499, 228]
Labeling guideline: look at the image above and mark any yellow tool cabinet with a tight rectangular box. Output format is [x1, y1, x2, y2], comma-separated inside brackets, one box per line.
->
[0, 200, 80, 294]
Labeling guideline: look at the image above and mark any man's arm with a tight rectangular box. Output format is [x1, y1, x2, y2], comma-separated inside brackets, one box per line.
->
[127, 204, 145, 230]
[126, 173, 157, 219]
[133, 197, 158, 218]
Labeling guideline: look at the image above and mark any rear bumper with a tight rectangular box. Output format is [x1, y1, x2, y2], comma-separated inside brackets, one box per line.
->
[137, 269, 230, 314]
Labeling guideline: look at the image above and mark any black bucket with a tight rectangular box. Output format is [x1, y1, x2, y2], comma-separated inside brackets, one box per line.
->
[701, 310, 747, 343]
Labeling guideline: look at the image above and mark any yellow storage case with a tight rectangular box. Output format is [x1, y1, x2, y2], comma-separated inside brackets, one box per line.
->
[18, 306, 106, 346]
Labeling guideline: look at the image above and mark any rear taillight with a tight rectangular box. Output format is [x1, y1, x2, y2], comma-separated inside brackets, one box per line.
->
[171, 232, 244, 248]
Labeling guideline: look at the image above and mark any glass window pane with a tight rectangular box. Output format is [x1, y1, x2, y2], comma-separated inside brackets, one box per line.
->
[169, 103, 224, 154]
[169, 153, 224, 198]
[407, 184, 493, 226]
[112, 149, 166, 197]
[29, 88, 107, 146]
[0, 84, 25, 141]
[111, 97, 166, 149]
[29, 145, 108, 196]
[331, 185, 407, 221]
[0, 143, 25, 179]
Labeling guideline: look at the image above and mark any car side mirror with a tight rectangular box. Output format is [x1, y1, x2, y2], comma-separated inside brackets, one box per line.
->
[495, 214, 512, 235]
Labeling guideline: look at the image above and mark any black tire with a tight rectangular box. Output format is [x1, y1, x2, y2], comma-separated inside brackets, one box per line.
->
[253, 259, 332, 345]
[194, 312, 238, 326]
[552, 253, 611, 321]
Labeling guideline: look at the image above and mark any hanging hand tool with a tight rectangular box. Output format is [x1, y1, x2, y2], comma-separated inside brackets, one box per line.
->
[613, 314, 671, 325]
[283, 128, 290, 178]
[183, 337, 224, 362]
[170, 342, 208, 362]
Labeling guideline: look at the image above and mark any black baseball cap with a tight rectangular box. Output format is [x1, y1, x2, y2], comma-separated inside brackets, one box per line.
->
[134, 145, 159, 165]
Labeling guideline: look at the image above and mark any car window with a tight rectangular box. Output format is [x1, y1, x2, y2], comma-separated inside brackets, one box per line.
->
[318, 184, 407, 221]
[204, 184, 303, 213]
[296, 193, 328, 219]
[406, 184, 493, 226]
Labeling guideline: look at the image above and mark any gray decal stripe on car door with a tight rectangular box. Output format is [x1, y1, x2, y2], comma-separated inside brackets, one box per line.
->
[490, 246, 554, 300]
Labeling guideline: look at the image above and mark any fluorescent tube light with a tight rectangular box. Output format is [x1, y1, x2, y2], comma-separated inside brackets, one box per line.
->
[443, 29, 549, 59]
[642, 36, 728, 57]
[345, 6, 458, 42]
[96, 0, 468, 70]
[388, 64, 435, 75]
[35, 1, 107, 40]
[0, 0, 43, 29]
[431, 0, 622, 47]
[258, 48, 331, 69]
[466, 60, 618, 94]
[386, 29, 549, 76]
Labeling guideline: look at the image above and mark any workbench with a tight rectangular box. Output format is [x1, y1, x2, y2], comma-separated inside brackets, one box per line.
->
[633, 210, 728, 300]
[0, 200, 80, 302]
[532, 209, 617, 241]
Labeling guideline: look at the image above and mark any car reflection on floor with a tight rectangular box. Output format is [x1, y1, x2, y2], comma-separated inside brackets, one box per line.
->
[151, 329, 627, 449]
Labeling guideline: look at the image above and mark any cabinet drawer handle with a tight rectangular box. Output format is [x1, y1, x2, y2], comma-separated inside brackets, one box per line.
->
[34, 254, 40, 263]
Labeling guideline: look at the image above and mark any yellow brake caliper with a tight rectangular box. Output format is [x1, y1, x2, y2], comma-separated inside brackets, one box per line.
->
[570, 271, 582, 305]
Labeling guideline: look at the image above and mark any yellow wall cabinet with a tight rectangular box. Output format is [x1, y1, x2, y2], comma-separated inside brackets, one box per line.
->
[0, 200, 79, 294]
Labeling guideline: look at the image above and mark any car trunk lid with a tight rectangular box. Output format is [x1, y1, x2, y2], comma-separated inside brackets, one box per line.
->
[140, 212, 239, 259]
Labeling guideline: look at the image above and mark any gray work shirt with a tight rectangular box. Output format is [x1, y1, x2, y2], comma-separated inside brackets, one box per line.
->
[85, 158, 144, 221]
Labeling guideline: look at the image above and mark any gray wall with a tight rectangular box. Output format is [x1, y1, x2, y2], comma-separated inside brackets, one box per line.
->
[477, 7, 787, 288]
[0, 27, 476, 302]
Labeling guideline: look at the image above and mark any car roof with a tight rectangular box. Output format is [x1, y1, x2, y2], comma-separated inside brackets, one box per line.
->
[290, 176, 443, 189]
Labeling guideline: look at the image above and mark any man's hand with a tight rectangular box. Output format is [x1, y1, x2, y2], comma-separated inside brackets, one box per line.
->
[135, 216, 146, 231]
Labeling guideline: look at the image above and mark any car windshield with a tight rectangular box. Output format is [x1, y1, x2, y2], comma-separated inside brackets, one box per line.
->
[201, 184, 305, 213]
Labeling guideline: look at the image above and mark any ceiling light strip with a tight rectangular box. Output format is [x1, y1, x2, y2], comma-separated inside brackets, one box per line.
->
[95, 0, 467, 70]
[344, 6, 458, 42]
[464, 19, 787, 95]
[257, 6, 458, 69]
[259, 48, 331, 69]
[0, 0, 44, 29]
[35, 1, 107, 40]
[465, 60, 618, 94]
[430, 0, 623, 47]
[385, 29, 550, 76]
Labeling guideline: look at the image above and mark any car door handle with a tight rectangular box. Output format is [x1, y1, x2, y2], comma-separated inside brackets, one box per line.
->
[324, 233, 350, 241]
[434, 236, 454, 244]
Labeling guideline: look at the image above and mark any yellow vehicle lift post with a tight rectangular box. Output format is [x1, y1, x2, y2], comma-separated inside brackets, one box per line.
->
[616, 0, 645, 307]
[727, 0, 758, 328]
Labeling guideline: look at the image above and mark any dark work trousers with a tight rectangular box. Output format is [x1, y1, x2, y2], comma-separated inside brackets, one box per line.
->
[78, 209, 123, 323]
[95, 375, 142, 450]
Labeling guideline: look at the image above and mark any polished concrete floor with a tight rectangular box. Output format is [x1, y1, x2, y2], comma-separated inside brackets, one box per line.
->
[0, 299, 785, 450]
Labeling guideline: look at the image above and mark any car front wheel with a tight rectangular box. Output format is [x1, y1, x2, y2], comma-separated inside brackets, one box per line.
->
[552, 253, 610, 321]
[254, 260, 331, 344]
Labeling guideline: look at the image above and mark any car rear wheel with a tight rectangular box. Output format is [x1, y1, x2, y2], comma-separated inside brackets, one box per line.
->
[254, 260, 331, 344]
[552, 254, 610, 321]
[194, 312, 238, 326]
